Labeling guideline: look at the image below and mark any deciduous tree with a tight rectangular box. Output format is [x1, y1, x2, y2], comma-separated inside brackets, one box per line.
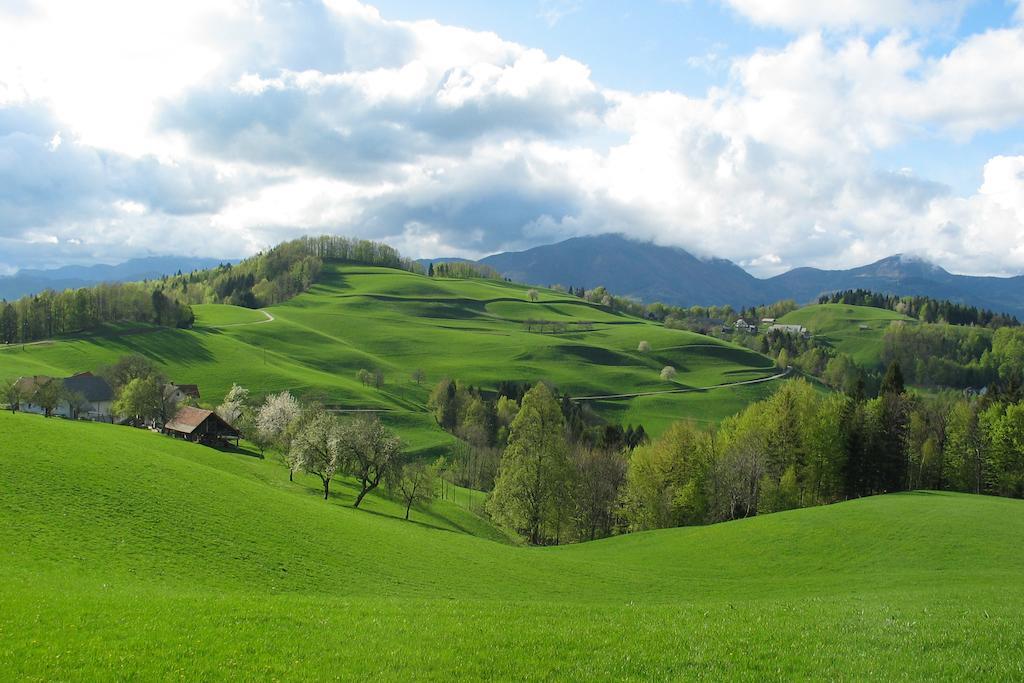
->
[394, 459, 439, 520]
[572, 446, 626, 540]
[257, 391, 302, 479]
[113, 376, 167, 424]
[31, 378, 65, 418]
[341, 416, 402, 508]
[1, 378, 23, 413]
[290, 410, 344, 499]
[488, 382, 570, 544]
[216, 383, 250, 427]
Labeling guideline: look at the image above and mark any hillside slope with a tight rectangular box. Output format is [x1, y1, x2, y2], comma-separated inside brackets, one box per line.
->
[0, 263, 781, 440]
[777, 303, 916, 365]
[2, 412, 1023, 679]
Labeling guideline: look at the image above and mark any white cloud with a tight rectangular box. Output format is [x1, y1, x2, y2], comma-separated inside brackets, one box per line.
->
[1, 0, 1024, 281]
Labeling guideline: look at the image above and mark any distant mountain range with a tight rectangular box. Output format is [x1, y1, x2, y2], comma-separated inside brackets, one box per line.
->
[0, 256, 230, 301]
[8, 235, 1024, 318]
[469, 234, 1024, 317]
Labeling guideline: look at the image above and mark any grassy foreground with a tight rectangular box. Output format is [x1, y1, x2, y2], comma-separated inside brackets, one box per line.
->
[2, 411, 1023, 679]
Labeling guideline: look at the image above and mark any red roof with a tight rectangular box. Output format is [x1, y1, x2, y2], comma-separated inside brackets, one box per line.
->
[165, 406, 214, 433]
[164, 406, 238, 437]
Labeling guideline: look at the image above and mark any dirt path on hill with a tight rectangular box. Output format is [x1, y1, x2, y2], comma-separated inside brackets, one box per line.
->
[569, 367, 792, 401]
[207, 310, 275, 328]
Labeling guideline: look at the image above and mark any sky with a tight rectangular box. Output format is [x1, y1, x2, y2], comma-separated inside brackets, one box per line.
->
[1, 0, 1024, 277]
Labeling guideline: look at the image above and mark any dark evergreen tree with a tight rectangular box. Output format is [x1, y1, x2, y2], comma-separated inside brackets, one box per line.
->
[881, 361, 905, 395]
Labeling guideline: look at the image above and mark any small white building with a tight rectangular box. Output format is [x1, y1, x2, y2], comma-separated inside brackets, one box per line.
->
[733, 318, 758, 333]
[17, 373, 115, 421]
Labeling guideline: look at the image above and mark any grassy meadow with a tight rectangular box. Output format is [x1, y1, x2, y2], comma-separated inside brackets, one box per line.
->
[2, 411, 1023, 679]
[0, 263, 781, 443]
[777, 303, 915, 365]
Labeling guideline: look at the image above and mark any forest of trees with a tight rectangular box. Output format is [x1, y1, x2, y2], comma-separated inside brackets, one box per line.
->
[158, 235, 421, 309]
[427, 261, 502, 280]
[426, 378, 647, 493]
[0, 236, 421, 344]
[758, 321, 1024, 393]
[0, 283, 194, 344]
[475, 367, 1024, 544]
[819, 289, 1019, 328]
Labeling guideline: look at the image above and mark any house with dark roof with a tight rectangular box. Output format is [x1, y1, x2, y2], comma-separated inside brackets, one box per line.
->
[164, 406, 240, 446]
[62, 373, 115, 421]
[16, 373, 114, 421]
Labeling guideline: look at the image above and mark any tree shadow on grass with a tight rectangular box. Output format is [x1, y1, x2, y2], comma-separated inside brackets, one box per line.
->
[86, 328, 216, 367]
[214, 442, 265, 460]
[355, 504, 485, 537]
[290, 480, 488, 537]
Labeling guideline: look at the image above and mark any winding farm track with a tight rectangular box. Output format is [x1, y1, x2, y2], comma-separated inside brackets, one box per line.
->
[570, 366, 792, 401]
[206, 310, 275, 328]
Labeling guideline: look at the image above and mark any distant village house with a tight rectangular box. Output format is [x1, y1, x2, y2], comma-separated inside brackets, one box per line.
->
[733, 318, 758, 334]
[769, 323, 811, 339]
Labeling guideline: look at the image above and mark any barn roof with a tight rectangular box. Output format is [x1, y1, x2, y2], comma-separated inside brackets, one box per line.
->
[165, 406, 214, 433]
[164, 406, 238, 436]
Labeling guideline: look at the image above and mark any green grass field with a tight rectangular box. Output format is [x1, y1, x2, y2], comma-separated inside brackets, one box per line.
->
[777, 303, 916, 365]
[2, 411, 1023, 679]
[0, 264, 781, 443]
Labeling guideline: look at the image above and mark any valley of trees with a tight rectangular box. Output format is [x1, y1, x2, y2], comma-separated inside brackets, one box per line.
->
[10, 236, 1024, 545]
[755, 316, 1024, 393]
[426, 378, 646, 493]
[475, 367, 1024, 543]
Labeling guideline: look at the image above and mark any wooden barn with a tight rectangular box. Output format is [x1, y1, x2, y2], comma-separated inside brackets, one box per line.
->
[164, 406, 240, 446]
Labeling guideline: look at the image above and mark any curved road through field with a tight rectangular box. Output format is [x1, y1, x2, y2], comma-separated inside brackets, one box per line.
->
[569, 366, 792, 401]
[208, 310, 275, 328]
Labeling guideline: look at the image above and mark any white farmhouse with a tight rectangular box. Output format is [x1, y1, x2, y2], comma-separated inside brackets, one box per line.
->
[17, 373, 115, 421]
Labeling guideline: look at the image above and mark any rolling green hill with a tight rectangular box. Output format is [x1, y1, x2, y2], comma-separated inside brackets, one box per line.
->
[3, 411, 1023, 679]
[0, 263, 781, 443]
[777, 303, 916, 365]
